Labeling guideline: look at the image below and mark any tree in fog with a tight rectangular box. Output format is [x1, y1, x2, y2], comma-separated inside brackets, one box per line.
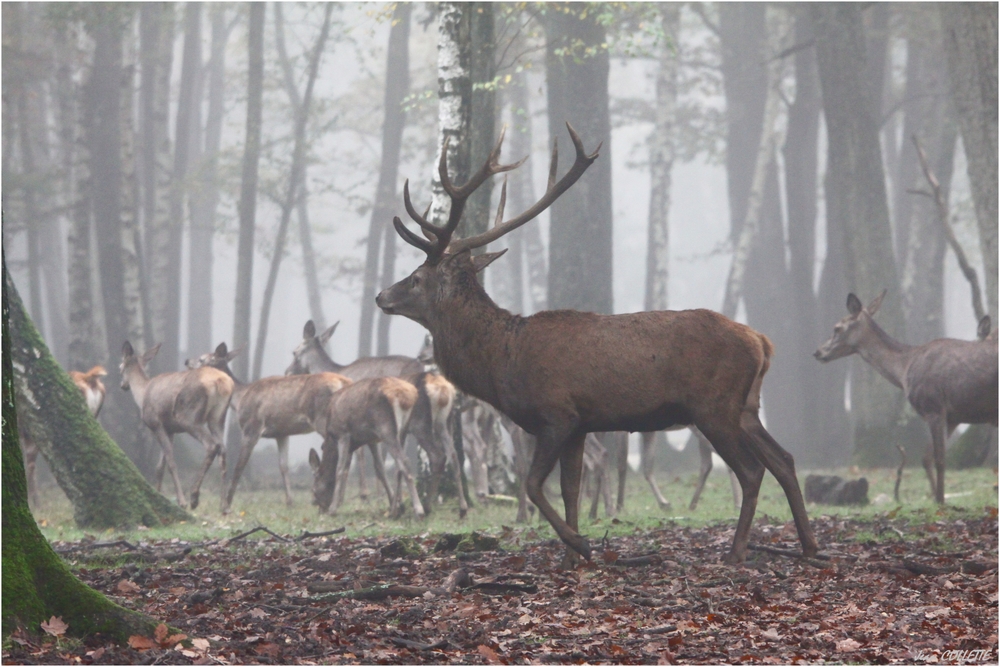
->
[813, 4, 908, 466]
[544, 3, 613, 314]
[941, 4, 998, 322]
[232, 2, 266, 383]
[359, 3, 412, 358]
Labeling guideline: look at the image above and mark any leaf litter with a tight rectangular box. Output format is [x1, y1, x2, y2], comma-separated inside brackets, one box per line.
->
[3, 508, 997, 664]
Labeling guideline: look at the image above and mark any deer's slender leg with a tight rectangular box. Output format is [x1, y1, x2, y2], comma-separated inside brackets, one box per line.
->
[438, 410, 468, 518]
[925, 413, 948, 504]
[276, 436, 293, 506]
[355, 445, 370, 500]
[616, 432, 629, 513]
[328, 435, 353, 515]
[154, 453, 166, 491]
[559, 430, 587, 568]
[382, 421, 425, 518]
[689, 431, 714, 511]
[152, 429, 188, 509]
[367, 442, 395, 508]
[641, 431, 671, 510]
[729, 467, 743, 510]
[223, 424, 262, 514]
[740, 412, 818, 558]
[697, 421, 764, 564]
[510, 424, 533, 523]
[188, 423, 222, 511]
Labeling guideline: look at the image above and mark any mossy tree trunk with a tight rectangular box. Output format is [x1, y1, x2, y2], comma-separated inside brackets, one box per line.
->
[3, 255, 162, 640]
[6, 261, 190, 530]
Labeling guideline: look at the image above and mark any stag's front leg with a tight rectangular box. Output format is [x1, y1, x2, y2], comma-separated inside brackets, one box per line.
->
[526, 425, 590, 563]
[559, 431, 587, 569]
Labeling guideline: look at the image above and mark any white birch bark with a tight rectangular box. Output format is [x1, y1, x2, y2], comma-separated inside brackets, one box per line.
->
[430, 2, 470, 227]
[721, 8, 788, 320]
[120, 16, 146, 349]
[644, 4, 680, 313]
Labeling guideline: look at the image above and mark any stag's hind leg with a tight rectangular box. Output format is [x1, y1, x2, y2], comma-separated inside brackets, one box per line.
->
[740, 412, 818, 558]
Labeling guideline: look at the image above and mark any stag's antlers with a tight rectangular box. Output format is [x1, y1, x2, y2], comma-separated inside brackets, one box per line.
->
[394, 122, 601, 263]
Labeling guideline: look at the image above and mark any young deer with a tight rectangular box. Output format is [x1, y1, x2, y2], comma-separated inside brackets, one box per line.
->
[120, 341, 233, 509]
[815, 292, 998, 502]
[376, 124, 818, 566]
[306, 376, 422, 517]
[287, 321, 467, 517]
[184, 343, 384, 514]
[22, 365, 108, 508]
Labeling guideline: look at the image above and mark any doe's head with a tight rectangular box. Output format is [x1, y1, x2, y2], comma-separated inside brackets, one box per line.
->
[814, 290, 886, 363]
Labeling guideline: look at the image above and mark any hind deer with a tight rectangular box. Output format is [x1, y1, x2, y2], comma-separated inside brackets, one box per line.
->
[120, 341, 233, 509]
[22, 365, 107, 508]
[815, 292, 998, 502]
[287, 321, 467, 517]
[376, 124, 817, 566]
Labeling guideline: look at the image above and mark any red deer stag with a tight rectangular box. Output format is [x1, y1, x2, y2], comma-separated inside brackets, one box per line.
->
[375, 124, 818, 565]
[22, 365, 108, 508]
[815, 292, 998, 503]
[306, 377, 421, 517]
[287, 321, 467, 517]
[120, 341, 233, 509]
[184, 343, 390, 514]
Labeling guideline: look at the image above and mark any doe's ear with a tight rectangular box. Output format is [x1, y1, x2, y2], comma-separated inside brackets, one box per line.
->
[866, 289, 887, 316]
[226, 346, 244, 363]
[846, 293, 863, 316]
[308, 448, 321, 472]
[141, 343, 162, 366]
[214, 342, 229, 357]
[471, 249, 508, 273]
[122, 340, 135, 358]
[319, 321, 339, 346]
[303, 320, 316, 339]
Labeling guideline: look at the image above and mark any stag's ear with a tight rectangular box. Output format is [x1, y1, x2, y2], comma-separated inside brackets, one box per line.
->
[141, 343, 162, 366]
[214, 342, 229, 357]
[846, 293, 863, 316]
[319, 321, 339, 346]
[471, 249, 508, 273]
[308, 448, 321, 472]
[866, 289, 887, 316]
[978, 315, 992, 341]
[122, 340, 135, 357]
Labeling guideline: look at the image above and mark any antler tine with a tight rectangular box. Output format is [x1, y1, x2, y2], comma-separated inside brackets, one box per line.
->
[448, 122, 600, 255]
[393, 216, 435, 254]
[403, 179, 445, 239]
[494, 177, 508, 228]
[547, 138, 558, 191]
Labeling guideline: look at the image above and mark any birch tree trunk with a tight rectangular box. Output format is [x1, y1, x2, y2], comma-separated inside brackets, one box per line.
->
[644, 4, 679, 313]
[231, 2, 266, 383]
[120, 14, 146, 357]
[274, 3, 327, 333]
[357, 2, 411, 357]
[251, 3, 332, 381]
[813, 4, 908, 466]
[940, 4, 998, 321]
[430, 2, 472, 227]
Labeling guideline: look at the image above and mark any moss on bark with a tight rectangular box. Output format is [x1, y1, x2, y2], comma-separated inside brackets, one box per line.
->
[3, 254, 162, 640]
[6, 262, 189, 529]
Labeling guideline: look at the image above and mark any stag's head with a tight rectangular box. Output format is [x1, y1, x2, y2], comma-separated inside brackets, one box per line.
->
[376, 123, 600, 326]
[119, 341, 161, 390]
[286, 320, 338, 375]
[814, 291, 887, 362]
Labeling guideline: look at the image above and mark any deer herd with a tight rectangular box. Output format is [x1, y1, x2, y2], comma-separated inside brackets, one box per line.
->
[30, 124, 997, 567]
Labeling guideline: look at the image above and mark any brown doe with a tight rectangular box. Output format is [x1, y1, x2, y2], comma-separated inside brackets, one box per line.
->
[22, 365, 108, 508]
[815, 292, 998, 503]
[287, 320, 467, 517]
[120, 341, 234, 509]
[185, 343, 367, 514]
[375, 124, 818, 565]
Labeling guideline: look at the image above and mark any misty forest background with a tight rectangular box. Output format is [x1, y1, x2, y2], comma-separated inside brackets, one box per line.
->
[3, 2, 996, 491]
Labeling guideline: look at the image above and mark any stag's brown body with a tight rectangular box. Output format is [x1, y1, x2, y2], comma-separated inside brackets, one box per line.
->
[377, 124, 817, 565]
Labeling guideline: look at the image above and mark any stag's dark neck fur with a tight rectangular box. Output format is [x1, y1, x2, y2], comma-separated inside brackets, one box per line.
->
[430, 270, 520, 407]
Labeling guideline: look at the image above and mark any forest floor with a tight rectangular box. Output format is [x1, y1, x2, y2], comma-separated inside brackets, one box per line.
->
[5, 466, 998, 665]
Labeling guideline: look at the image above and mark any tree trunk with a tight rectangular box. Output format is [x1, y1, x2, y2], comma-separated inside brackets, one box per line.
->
[544, 3, 613, 314]
[813, 4, 907, 467]
[120, 18, 146, 354]
[940, 4, 998, 321]
[356, 2, 411, 357]
[143, 4, 176, 373]
[274, 3, 327, 333]
[232, 2, 266, 383]
[3, 254, 164, 641]
[430, 2, 472, 227]
[644, 4, 679, 313]
[6, 261, 190, 530]
[251, 3, 333, 381]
